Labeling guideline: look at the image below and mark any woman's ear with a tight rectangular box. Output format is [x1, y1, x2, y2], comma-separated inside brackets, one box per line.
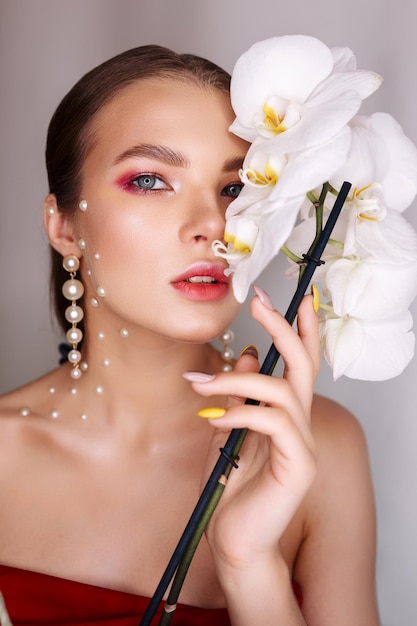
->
[43, 194, 80, 257]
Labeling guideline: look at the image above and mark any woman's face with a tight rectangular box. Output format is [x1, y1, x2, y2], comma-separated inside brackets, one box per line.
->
[73, 78, 249, 344]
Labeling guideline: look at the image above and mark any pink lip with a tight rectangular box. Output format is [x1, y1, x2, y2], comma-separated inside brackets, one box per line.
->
[171, 262, 230, 302]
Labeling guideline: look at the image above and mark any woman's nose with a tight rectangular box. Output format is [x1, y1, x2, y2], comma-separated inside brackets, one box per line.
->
[178, 193, 226, 244]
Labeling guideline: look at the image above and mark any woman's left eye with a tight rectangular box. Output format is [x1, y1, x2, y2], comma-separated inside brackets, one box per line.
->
[129, 174, 168, 191]
[221, 182, 244, 199]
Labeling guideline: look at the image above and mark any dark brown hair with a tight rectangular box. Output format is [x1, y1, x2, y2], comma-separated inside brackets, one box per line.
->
[46, 45, 231, 334]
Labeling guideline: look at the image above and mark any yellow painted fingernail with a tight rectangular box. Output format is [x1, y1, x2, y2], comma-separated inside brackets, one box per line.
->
[197, 407, 227, 419]
[239, 344, 258, 359]
[311, 284, 320, 313]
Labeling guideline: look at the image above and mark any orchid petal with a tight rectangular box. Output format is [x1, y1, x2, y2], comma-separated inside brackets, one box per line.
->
[326, 258, 417, 320]
[320, 316, 363, 380]
[371, 112, 417, 211]
[330, 47, 357, 72]
[310, 70, 382, 104]
[349, 208, 417, 261]
[322, 313, 415, 380]
[224, 215, 259, 252]
[269, 127, 351, 198]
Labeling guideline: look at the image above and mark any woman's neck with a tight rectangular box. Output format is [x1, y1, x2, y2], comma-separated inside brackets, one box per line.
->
[53, 327, 225, 440]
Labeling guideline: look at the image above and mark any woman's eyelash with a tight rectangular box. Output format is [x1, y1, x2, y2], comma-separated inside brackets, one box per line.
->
[222, 182, 244, 199]
[120, 173, 243, 198]
[124, 173, 169, 192]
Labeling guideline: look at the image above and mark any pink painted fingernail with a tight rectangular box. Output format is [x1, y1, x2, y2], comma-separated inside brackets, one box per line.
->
[254, 285, 274, 310]
[182, 371, 216, 383]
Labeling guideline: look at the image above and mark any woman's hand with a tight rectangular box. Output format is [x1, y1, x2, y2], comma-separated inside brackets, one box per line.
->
[186, 290, 320, 574]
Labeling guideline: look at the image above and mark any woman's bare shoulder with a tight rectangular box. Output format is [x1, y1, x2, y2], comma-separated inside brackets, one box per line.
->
[311, 392, 366, 444]
[296, 394, 378, 623]
[0, 368, 64, 446]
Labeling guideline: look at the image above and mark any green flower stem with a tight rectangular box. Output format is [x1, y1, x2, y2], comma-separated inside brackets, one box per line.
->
[327, 182, 342, 196]
[158, 474, 232, 626]
[327, 238, 344, 249]
[139, 181, 352, 626]
[307, 190, 319, 204]
[298, 183, 329, 282]
[280, 245, 304, 264]
[159, 428, 248, 625]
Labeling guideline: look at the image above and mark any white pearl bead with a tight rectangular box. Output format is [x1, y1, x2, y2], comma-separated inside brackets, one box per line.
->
[62, 255, 80, 273]
[78, 239, 86, 250]
[120, 328, 129, 338]
[222, 348, 235, 361]
[222, 363, 233, 372]
[91, 298, 99, 307]
[80, 361, 89, 371]
[19, 407, 30, 416]
[81, 413, 88, 420]
[68, 350, 81, 363]
[47, 207, 55, 215]
[70, 367, 82, 380]
[103, 359, 110, 366]
[97, 286, 105, 298]
[70, 388, 77, 395]
[65, 305, 84, 323]
[98, 332, 105, 340]
[95, 386, 104, 395]
[79, 200, 88, 211]
[51, 410, 59, 419]
[49, 387, 55, 394]
[94, 253, 100, 260]
[62, 279, 84, 301]
[221, 329, 235, 343]
[66, 327, 83, 344]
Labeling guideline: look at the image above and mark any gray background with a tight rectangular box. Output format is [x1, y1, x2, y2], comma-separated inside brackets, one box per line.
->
[0, 1, 416, 623]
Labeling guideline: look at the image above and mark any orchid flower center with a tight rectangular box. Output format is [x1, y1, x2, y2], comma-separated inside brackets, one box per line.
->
[351, 183, 386, 222]
[212, 216, 259, 262]
[263, 103, 287, 134]
[243, 161, 278, 187]
[254, 96, 302, 138]
[241, 154, 286, 189]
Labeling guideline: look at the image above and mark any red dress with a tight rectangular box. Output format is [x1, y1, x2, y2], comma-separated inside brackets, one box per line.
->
[0, 563, 302, 625]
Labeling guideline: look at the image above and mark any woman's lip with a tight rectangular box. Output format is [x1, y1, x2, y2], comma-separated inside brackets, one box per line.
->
[171, 262, 230, 302]
[171, 280, 230, 301]
[171, 262, 229, 284]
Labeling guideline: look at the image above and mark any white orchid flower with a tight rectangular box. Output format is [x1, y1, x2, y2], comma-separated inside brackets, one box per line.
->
[342, 200, 417, 261]
[229, 35, 382, 152]
[287, 197, 417, 268]
[330, 113, 417, 214]
[213, 128, 351, 303]
[325, 257, 417, 320]
[218, 35, 417, 381]
[312, 256, 417, 380]
[214, 195, 305, 303]
[320, 310, 415, 381]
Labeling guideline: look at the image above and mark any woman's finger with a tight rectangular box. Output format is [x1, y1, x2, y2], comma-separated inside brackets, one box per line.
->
[189, 370, 309, 436]
[250, 291, 318, 416]
[201, 404, 316, 473]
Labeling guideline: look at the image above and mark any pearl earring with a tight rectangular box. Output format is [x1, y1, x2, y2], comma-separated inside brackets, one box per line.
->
[62, 254, 85, 379]
[79, 199, 88, 211]
[220, 329, 235, 372]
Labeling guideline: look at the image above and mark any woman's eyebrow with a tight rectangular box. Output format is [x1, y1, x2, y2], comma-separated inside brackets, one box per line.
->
[113, 143, 190, 167]
[222, 155, 245, 172]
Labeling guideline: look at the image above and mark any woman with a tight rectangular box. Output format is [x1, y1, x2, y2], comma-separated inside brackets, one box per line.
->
[0, 45, 378, 625]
